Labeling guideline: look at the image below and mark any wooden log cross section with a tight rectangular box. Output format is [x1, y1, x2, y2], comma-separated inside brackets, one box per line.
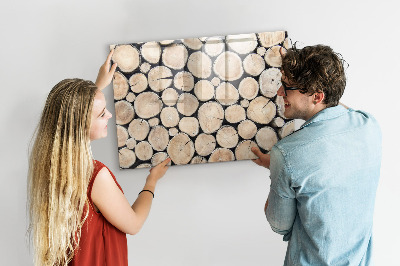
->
[111, 31, 298, 169]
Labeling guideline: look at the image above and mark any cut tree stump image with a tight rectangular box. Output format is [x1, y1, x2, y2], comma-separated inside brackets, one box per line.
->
[174, 71, 194, 92]
[238, 120, 257, 139]
[128, 119, 150, 141]
[198, 101, 224, 134]
[129, 73, 148, 94]
[194, 80, 214, 102]
[167, 133, 195, 165]
[161, 88, 179, 106]
[238, 77, 259, 100]
[209, 148, 235, 162]
[162, 44, 188, 70]
[119, 148, 136, 168]
[204, 37, 224, 57]
[117, 125, 129, 147]
[243, 53, 265, 76]
[195, 133, 216, 156]
[148, 125, 169, 151]
[113, 72, 129, 100]
[115, 100, 135, 125]
[151, 152, 169, 167]
[215, 82, 239, 106]
[112, 45, 140, 72]
[134, 92, 162, 119]
[140, 42, 161, 64]
[265, 45, 285, 67]
[213, 51, 243, 81]
[148, 66, 173, 92]
[216, 126, 239, 149]
[191, 156, 207, 164]
[135, 141, 153, 161]
[178, 117, 199, 137]
[225, 104, 246, 124]
[111, 30, 297, 169]
[187, 51, 212, 79]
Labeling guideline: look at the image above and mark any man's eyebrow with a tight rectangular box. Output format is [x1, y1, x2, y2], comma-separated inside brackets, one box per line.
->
[281, 80, 296, 88]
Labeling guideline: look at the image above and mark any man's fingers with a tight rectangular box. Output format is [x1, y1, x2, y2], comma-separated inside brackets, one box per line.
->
[252, 158, 262, 166]
[251, 147, 262, 157]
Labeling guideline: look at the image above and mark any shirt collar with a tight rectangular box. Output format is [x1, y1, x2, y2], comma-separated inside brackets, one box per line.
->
[300, 105, 349, 129]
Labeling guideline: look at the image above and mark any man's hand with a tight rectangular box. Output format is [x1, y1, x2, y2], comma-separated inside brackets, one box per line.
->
[251, 147, 271, 169]
[95, 49, 117, 90]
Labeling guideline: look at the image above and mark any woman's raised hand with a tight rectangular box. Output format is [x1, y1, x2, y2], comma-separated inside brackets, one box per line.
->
[95, 49, 117, 90]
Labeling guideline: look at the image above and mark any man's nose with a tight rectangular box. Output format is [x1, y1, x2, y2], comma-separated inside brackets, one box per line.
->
[277, 84, 285, 96]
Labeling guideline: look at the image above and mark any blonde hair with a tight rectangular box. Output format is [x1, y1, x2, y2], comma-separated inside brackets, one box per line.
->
[28, 79, 98, 265]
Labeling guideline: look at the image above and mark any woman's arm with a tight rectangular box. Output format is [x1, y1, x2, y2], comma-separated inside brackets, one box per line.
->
[91, 158, 170, 235]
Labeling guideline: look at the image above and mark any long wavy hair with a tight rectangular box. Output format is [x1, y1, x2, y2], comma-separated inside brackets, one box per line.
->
[28, 79, 98, 265]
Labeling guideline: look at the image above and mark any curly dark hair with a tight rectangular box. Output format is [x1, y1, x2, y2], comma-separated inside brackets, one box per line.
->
[281, 44, 347, 107]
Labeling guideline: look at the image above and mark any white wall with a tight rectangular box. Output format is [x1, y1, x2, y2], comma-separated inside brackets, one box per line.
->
[1, 0, 398, 265]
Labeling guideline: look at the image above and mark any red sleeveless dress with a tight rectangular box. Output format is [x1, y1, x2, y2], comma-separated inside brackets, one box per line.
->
[69, 160, 128, 266]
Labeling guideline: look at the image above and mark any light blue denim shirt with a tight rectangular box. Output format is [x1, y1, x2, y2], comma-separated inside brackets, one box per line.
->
[266, 105, 382, 266]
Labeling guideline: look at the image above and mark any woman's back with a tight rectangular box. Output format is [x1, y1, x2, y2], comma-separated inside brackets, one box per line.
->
[69, 160, 127, 266]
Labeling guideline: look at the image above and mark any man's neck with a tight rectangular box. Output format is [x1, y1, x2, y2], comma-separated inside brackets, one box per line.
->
[304, 104, 327, 121]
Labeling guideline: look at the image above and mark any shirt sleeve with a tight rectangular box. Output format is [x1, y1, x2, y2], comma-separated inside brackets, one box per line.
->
[266, 146, 297, 241]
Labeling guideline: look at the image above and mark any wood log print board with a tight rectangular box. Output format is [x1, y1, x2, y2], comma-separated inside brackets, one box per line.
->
[111, 31, 296, 169]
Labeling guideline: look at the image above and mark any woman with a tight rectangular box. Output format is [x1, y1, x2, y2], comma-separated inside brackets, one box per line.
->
[27, 50, 170, 266]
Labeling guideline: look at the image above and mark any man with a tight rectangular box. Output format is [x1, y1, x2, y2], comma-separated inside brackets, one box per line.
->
[251, 44, 381, 265]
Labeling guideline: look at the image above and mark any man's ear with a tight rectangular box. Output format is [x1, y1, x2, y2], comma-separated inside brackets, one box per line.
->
[313, 91, 325, 104]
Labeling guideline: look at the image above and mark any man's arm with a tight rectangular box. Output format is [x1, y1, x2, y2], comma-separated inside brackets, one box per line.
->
[265, 147, 297, 240]
[250, 143, 296, 239]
